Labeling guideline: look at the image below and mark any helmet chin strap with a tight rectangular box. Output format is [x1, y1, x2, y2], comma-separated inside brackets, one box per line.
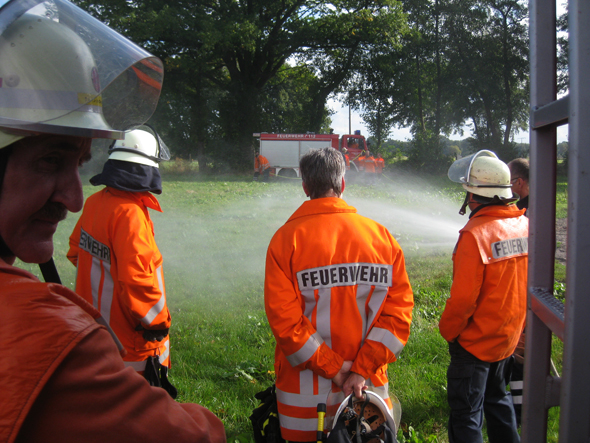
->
[459, 193, 470, 215]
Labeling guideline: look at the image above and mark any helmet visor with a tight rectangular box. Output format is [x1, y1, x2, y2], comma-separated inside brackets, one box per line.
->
[448, 150, 497, 184]
[0, 0, 163, 137]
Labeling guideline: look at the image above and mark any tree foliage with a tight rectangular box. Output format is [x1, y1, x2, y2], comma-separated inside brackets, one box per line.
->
[73, 0, 408, 170]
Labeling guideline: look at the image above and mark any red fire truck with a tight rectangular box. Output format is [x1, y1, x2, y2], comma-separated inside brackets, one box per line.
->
[253, 131, 369, 178]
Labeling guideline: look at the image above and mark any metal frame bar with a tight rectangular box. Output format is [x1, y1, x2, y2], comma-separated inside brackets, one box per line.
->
[558, 0, 590, 440]
[524, 0, 590, 441]
[522, 0, 557, 441]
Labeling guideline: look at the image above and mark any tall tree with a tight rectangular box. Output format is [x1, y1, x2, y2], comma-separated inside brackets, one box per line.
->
[445, 0, 529, 160]
[73, 0, 408, 169]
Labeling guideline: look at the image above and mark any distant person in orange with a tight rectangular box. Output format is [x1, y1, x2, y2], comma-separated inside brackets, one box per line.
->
[264, 147, 414, 442]
[375, 153, 385, 176]
[254, 152, 270, 182]
[341, 147, 350, 170]
[357, 150, 367, 172]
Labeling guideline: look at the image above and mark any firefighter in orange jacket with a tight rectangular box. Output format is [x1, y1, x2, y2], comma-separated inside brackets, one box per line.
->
[264, 147, 414, 442]
[68, 128, 174, 384]
[440, 150, 527, 443]
[254, 153, 270, 182]
[0, 2, 225, 441]
[375, 153, 385, 175]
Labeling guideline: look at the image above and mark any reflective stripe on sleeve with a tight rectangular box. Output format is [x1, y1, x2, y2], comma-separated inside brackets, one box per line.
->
[512, 395, 523, 405]
[510, 380, 523, 390]
[366, 327, 404, 358]
[141, 266, 166, 325]
[286, 332, 324, 367]
[159, 339, 170, 364]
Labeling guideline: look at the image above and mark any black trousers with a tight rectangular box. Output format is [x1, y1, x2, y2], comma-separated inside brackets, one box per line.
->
[446, 341, 520, 443]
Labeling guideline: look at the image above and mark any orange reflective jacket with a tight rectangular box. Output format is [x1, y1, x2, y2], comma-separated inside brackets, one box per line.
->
[0, 260, 225, 443]
[357, 155, 366, 171]
[255, 155, 270, 173]
[364, 156, 376, 173]
[439, 204, 528, 362]
[265, 198, 414, 442]
[68, 188, 171, 371]
[375, 158, 384, 174]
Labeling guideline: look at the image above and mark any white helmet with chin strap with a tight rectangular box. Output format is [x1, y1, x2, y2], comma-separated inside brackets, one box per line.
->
[448, 150, 516, 215]
[0, 0, 164, 149]
[108, 125, 170, 168]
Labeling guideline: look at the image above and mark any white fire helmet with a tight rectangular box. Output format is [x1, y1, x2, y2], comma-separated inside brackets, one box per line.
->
[325, 390, 400, 441]
[0, 0, 164, 149]
[108, 126, 170, 168]
[448, 150, 513, 199]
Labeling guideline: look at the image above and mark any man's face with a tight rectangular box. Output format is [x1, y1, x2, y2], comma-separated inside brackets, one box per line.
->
[0, 135, 91, 264]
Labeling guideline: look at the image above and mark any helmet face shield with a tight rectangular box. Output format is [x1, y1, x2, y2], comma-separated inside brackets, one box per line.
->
[448, 150, 514, 200]
[447, 150, 497, 185]
[0, 0, 163, 146]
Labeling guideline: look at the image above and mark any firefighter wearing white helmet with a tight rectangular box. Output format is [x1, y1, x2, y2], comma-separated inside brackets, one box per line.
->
[0, 1, 225, 441]
[448, 150, 517, 215]
[439, 150, 528, 443]
[68, 126, 175, 384]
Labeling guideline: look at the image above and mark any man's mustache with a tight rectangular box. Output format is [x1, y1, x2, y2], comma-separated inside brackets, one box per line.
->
[36, 202, 68, 222]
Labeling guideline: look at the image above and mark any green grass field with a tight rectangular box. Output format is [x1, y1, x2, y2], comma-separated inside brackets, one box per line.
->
[17, 169, 567, 443]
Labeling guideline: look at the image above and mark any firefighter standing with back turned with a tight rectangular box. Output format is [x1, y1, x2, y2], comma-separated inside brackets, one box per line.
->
[264, 147, 414, 443]
[0, 1, 225, 441]
[68, 127, 176, 392]
[440, 150, 528, 443]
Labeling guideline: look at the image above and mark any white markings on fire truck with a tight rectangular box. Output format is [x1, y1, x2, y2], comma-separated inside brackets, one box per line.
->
[297, 263, 393, 290]
[491, 237, 528, 259]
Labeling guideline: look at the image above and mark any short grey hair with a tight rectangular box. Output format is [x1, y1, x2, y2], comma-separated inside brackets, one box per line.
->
[299, 147, 345, 199]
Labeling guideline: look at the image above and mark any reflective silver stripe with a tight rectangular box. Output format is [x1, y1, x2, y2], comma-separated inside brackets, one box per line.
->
[287, 332, 324, 367]
[277, 413, 318, 431]
[366, 327, 404, 358]
[512, 395, 523, 404]
[141, 266, 166, 325]
[302, 288, 316, 320]
[510, 380, 524, 390]
[316, 288, 331, 348]
[366, 286, 388, 335]
[100, 261, 114, 324]
[90, 256, 102, 310]
[356, 284, 372, 345]
[124, 360, 147, 371]
[300, 369, 315, 396]
[276, 386, 328, 408]
[159, 339, 170, 364]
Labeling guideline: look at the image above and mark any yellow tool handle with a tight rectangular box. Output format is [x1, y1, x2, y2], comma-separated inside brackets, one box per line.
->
[317, 403, 327, 443]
